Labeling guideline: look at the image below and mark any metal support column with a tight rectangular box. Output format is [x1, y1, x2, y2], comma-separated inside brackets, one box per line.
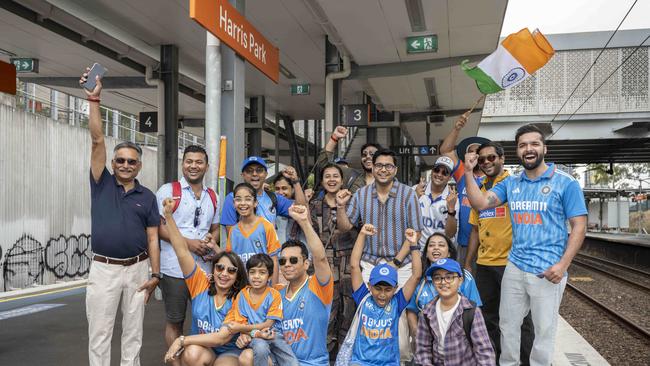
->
[221, 0, 246, 186]
[285, 118, 305, 180]
[248, 96, 263, 157]
[205, 32, 221, 190]
[274, 113, 280, 174]
[390, 127, 403, 181]
[313, 119, 319, 170]
[161, 44, 179, 182]
[50, 89, 58, 121]
[303, 120, 309, 180]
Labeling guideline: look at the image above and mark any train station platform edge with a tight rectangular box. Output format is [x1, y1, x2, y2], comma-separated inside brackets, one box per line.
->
[553, 316, 610, 366]
[0, 279, 87, 301]
[586, 231, 650, 247]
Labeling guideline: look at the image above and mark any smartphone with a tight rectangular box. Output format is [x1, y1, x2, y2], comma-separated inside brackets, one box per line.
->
[83, 63, 107, 91]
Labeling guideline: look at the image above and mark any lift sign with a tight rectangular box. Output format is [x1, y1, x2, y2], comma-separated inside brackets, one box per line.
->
[190, 0, 280, 83]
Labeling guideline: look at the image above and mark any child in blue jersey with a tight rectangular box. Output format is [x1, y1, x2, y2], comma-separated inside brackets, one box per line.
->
[226, 183, 281, 284]
[226, 253, 299, 366]
[160, 198, 248, 366]
[339, 224, 422, 366]
[406, 233, 481, 350]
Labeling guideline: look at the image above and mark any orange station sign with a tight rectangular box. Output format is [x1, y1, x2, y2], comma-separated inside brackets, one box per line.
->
[190, 0, 280, 83]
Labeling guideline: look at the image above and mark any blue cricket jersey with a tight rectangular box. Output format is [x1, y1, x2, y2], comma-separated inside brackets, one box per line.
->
[351, 285, 408, 366]
[491, 163, 587, 274]
[278, 276, 333, 366]
[452, 160, 484, 247]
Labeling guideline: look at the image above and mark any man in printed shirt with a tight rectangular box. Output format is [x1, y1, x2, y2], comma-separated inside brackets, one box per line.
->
[464, 124, 587, 366]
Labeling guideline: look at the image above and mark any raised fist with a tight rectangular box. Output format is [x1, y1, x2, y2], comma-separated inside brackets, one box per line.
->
[288, 204, 309, 223]
[336, 189, 352, 207]
[454, 111, 470, 131]
[464, 152, 479, 171]
[332, 126, 348, 141]
[360, 224, 376, 236]
[162, 198, 176, 216]
[405, 228, 417, 244]
[282, 166, 298, 182]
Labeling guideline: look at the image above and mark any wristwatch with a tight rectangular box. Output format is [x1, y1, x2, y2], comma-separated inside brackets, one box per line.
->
[409, 245, 420, 252]
[151, 273, 163, 280]
[446, 210, 456, 217]
[392, 258, 403, 267]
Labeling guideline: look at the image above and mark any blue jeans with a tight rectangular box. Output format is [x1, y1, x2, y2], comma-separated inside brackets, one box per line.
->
[251, 334, 299, 366]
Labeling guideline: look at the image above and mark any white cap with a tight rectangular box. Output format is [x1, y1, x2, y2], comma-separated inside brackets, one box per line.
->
[433, 156, 454, 172]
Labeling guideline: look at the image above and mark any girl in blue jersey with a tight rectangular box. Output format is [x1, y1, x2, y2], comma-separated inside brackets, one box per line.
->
[406, 232, 482, 352]
[338, 224, 422, 366]
[160, 198, 248, 366]
[226, 183, 281, 284]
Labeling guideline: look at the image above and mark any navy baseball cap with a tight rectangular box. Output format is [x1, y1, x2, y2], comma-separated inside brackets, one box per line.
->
[241, 156, 268, 172]
[456, 136, 491, 163]
[425, 258, 463, 278]
[335, 157, 349, 165]
[369, 264, 398, 287]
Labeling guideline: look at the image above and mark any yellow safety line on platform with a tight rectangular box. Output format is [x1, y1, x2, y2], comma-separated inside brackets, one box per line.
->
[0, 284, 87, 303]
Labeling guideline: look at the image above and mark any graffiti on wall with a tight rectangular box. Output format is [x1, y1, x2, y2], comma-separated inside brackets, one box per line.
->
[2, 233, 92, 291]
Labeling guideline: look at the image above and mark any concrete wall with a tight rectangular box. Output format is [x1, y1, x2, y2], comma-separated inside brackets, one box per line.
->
[0, 102, 160, 292]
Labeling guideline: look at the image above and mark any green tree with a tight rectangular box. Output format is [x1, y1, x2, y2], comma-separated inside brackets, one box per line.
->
[586, 163, 650, 189]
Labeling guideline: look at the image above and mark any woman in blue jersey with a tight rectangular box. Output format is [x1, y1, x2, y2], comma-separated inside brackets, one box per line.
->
[406, 232, 482, 352]
[160, 198, 248, 366]
[226, 183, 281, 284]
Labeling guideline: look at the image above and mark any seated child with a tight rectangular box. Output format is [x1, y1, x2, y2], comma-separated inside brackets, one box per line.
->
[415, 258, 495, 366]
[226, 253, 299, 366]
[337, 224, 422, 366]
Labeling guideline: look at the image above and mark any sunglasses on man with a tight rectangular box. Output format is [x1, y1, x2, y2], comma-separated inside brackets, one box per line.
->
[432, 166, 450, 176]
[114, 157, 138, 166]
[279, 256, 304, 266]
[478, 154, 499, 165]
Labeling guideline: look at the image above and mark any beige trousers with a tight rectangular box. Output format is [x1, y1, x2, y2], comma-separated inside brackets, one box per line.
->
[86, 258, 149, 366]
[360, 260, 413, 362]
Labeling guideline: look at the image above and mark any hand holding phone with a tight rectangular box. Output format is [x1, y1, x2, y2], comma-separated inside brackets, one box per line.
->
[82, 63, 107, 92]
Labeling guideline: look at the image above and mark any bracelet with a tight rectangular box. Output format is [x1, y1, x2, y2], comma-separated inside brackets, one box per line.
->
[250, 329, 260, 338]
[410, 245, 420, 252]
[330, 135, 339, 143]
[447, 210, 456, 217]
[87, 97, 100, 103]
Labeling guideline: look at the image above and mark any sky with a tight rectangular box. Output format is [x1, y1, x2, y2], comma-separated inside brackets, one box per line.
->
[501, 0, 650, 36]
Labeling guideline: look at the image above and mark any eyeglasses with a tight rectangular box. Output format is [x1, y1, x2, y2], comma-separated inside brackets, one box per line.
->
[432, 167, 450, 176]
[215, 263, 238, 274]
[234, 197, 255, 204]
[432, 274, 460, 284]
[244, 167, 266, 175]
[374, 163, 396, 172]
[478, 154, 499, 165]
[114, 157, 138, 166]
[194, 207, 202, 227]
[278, 256, 302, 266]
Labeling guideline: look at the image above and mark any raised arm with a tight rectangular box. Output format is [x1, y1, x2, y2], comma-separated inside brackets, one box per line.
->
[444, 185, 458, 239]
[282, 166, 307, 206]
[160, 198, 196, 276]
[439, 111, 470, 158]
[335, 189, 355, 232]
[463, 152, 502, 211]
[400, 229, 422, 301]
[289, 205, 331, 284]
[80, 68, 106, 182]
[351, 224, 374, 291]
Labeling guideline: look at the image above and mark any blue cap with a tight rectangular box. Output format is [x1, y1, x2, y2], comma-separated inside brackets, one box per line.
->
[369, 264, 398, 287]
[241, 156, 268, 172]
[425, 258, 463, 278]
[335, 157, 349, 165]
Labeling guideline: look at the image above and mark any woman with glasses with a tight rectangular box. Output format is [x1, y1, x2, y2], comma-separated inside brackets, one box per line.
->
[159, 198, 248, 366]
[225, 183, 281, 285]
[406, 233, 482, 360]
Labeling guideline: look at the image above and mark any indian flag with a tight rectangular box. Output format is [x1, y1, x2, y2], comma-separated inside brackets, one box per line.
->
[461, 28, 554, 94]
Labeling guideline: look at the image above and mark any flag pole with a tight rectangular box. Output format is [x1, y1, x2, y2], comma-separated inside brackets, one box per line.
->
[467, 94, 486, 115]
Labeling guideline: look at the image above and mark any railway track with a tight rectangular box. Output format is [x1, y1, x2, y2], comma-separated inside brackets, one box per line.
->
[576, 253, 650, 277]
[566, 283, 650, 340]
[571, 256, 650, 293]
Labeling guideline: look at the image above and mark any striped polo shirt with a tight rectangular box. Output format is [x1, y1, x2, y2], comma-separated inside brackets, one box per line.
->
[346, 179, 423, 264]
[491, 163, 587, 274]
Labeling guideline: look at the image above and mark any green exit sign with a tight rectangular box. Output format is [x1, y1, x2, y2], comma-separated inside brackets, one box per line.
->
[406, 35, 437, 54]
[290, 84, 310, 96]
[10, 58, 39, 73]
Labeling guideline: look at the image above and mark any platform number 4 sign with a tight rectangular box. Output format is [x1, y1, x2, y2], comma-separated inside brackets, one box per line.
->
[139, 111, 158, 133]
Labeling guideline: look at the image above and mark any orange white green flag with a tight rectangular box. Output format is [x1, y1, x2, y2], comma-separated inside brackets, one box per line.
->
[461, 28, 555, 94]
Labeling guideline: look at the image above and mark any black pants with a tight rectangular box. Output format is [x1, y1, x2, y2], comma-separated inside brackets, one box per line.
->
[476, 264, 535, 365]
[326, 250, 355, 362]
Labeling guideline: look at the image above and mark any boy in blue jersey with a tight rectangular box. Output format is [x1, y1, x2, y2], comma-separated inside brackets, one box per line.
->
[463, 124, 587, 366]
[220, 157, 307, 227]
[342, 224, 422, 366]
[226, 253, 299, 366]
